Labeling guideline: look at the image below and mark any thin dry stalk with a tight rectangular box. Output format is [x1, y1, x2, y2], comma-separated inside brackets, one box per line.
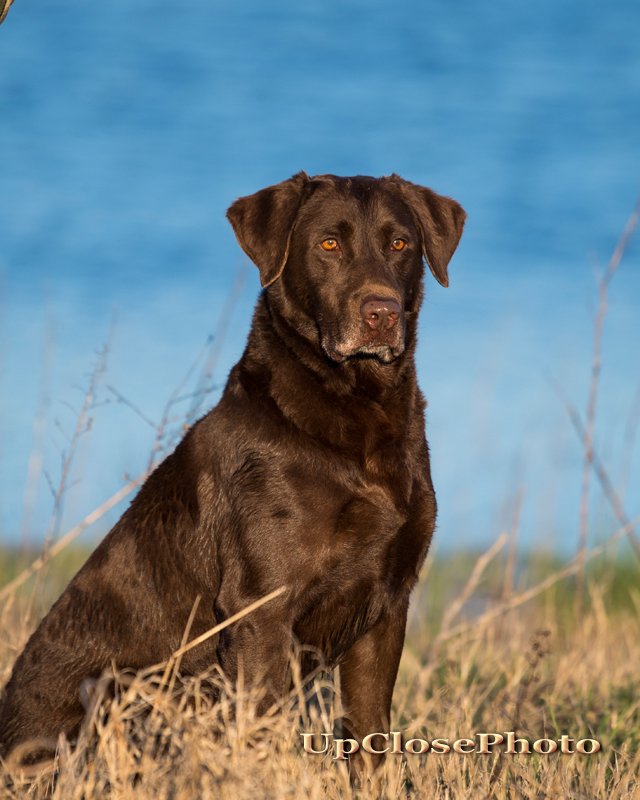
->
[171, 586, 287, 660]
[0, 0, 16, 25]
[419, 532, 508, 687]
[434, 532, 508, 646]
[486, 629, 551, 799]
[502, 487, 524, 603]
[124, 586, 289, 690]
[440, 511, 640, 642]
[129, 260, 248, 470]
[576, 188, 640, 620]
[18, 335, 112, 638]
[0, 471, 147, 603]
[168, 595, 202, 693]
[19, 320, 55, 551]
[554, 383, 640, 561]
[144, 594, 202, 749]
[107, 385, 157, 431]
[44, 330, 112, 552]
[143, 337, 213, 473]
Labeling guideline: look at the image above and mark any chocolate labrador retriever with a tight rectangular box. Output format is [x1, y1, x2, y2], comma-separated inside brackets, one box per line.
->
[0, 173, 465, 766]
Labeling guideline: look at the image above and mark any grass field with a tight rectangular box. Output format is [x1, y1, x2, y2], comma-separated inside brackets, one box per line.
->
[1, 543, 639, 799]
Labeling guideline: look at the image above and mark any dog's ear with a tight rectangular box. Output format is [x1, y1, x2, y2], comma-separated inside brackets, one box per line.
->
[226, 172, 310, 287]
[394, 177, 466, 288]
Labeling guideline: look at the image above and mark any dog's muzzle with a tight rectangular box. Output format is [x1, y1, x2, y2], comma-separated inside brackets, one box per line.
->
[320, 296, 405, 364]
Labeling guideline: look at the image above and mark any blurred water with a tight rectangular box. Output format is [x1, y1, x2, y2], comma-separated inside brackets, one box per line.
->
[0, 0, 639, 551]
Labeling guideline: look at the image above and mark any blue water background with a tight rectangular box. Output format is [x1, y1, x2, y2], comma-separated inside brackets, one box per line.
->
[0, 0, 639, 553]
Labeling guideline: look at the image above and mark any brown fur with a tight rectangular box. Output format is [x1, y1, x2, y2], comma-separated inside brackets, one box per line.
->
[0, 173, 465, 766]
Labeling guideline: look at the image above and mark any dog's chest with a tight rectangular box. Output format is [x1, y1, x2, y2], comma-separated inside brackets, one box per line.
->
[289, 481, 410, 663]
[289, 445, 410, 537]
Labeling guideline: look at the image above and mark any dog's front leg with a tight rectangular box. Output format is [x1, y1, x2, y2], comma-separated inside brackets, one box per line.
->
[339, 600, 409, 781]
[216, 603, 292, 715]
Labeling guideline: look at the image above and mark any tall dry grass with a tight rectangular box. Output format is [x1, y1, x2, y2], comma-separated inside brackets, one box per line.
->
[1, 564, 639, 799]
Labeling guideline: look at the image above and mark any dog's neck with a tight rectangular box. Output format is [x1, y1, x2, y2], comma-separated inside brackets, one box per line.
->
[222, 293, 426, 468]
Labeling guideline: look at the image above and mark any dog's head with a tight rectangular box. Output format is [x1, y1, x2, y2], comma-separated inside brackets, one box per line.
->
[227, 173, 466, 364]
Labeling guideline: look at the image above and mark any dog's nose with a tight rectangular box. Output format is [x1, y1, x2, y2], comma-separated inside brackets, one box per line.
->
[360, 298, 401, 331]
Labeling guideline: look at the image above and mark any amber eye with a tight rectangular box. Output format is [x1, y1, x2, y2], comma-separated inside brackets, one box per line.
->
[321, 239, 339, 251]
[391, 239, 406, 251]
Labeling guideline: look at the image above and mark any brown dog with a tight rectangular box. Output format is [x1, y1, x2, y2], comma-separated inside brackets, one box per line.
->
[0, 173, 465, 766]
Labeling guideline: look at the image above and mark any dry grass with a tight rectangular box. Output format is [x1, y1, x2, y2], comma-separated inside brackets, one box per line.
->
[1, 551, 639, 799]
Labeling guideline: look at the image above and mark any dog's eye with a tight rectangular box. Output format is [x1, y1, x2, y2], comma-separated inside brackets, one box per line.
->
[391, 239, 406, 251]
[321, 239, 340, 251]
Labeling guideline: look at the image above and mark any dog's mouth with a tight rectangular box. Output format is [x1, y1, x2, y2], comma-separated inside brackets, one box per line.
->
[320, 327, 405, 365]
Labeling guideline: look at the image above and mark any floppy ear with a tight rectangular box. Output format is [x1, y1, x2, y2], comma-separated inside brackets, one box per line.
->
[395, 177, 467, 288]
[226, 171, 310, 287]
